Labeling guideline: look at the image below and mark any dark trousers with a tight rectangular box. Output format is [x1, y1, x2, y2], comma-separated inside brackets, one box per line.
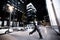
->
[29, 21, 42, 38]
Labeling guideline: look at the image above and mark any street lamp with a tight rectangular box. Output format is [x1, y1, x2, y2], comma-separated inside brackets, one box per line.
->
[7, 4, 14, 31]
[7, 4, 14, 13]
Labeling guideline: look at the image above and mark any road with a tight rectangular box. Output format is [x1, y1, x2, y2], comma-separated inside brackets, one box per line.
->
[0, 26, 60, 40]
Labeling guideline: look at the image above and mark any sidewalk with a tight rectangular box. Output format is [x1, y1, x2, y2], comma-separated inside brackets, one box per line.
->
[0, 34, 17, 40]
[0, 27, 60, 40]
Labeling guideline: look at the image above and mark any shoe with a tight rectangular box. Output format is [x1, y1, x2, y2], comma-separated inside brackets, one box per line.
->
[29, 32, 32, 35]
[29, 33, 31, 35]
[40, 37, 43, 39]
[39, 37, 43, 39]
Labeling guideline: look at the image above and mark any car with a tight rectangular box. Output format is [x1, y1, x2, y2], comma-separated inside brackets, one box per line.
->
[0, 28, 13, 35]
[26, 24, 34, 29]
[13, 27, 25, 31]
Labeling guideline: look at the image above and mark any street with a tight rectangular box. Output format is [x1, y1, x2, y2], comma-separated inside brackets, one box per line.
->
[0, 27, 60, 40]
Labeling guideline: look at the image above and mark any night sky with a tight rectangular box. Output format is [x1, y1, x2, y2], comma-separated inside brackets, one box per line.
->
[0, 0, 48, 21]
[25, 0, 48, 20]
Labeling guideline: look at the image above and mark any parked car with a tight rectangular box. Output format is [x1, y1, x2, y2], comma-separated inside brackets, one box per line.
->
[13, 27, 25, 31]
[0, 28, 13, 35]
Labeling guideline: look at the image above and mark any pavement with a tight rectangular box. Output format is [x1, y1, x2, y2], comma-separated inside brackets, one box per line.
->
[0, 26, 60, 40]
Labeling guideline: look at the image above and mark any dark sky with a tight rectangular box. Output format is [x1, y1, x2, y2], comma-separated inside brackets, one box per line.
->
[0, 0, 48, 20]
[0, 0, 9, 18]
[25, 0, 48, 20]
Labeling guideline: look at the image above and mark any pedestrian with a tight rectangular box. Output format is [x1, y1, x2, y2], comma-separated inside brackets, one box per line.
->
[29, 20, 43, 39]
